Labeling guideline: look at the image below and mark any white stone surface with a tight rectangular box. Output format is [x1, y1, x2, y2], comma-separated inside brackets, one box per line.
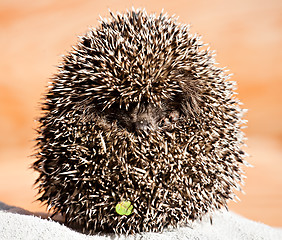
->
[0, 203, 282, 240]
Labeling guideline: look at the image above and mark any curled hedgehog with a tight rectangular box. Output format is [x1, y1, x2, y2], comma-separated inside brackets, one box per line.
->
[32, 9, 248, 234]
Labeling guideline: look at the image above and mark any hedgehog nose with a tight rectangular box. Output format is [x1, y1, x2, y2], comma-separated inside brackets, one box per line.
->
[135, 120, 152, 131]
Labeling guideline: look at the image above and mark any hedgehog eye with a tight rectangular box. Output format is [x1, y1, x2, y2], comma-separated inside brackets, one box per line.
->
[169, 111, 179, 122]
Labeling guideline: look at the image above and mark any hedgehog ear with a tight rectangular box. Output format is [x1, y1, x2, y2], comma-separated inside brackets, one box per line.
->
[180, 94, 201, 119]
[176, 72, 201, 119]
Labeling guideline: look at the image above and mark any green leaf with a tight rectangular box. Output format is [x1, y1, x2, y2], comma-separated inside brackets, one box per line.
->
[115, 201, 133, 216]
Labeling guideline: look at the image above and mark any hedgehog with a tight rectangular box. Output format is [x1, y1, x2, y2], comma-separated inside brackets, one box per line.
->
[32, 9, 248, 234]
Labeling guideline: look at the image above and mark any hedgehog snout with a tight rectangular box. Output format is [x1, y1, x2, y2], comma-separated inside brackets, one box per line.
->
[135, 119, 155, 131]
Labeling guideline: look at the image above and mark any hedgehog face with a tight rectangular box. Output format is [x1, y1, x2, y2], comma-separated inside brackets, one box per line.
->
[33, 9, 247, 234]
[104, 99, 182, 133]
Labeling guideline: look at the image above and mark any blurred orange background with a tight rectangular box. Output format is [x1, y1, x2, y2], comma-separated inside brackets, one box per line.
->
[0, 0, 281, 227]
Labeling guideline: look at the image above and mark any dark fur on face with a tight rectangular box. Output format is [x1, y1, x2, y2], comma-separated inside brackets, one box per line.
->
[103, 91, 195, 133]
